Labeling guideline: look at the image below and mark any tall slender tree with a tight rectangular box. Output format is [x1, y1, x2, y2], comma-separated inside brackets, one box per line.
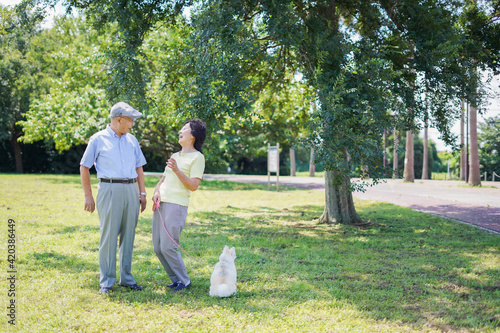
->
[393, 129, 399, 179]
[459, 0, 500, 185]
[460, 100, 466, 181]
[469, 103, 482, 185]
[422, 110, 429, 180]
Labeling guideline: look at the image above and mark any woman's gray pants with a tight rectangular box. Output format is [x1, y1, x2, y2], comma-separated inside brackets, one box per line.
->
[152, 202, 190, 286]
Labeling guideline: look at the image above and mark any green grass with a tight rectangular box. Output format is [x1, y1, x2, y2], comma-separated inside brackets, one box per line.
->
[1, 174, 499, 332]
[295, 171, 325, 178]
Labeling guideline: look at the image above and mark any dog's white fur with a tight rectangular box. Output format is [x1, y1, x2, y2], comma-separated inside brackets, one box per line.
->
[209, 245, 237, 297]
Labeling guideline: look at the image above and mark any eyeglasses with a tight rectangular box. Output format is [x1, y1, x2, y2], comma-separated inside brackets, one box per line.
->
[120, 117, 135, 124]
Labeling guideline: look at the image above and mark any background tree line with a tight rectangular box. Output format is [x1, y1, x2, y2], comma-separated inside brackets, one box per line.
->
[1, 0, 499, 224]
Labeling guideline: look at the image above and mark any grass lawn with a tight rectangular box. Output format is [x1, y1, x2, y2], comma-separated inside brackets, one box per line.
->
[1, 174, 499, 332]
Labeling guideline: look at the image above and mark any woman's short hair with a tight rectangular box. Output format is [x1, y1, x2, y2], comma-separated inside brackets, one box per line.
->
[185, 119, 207, 153]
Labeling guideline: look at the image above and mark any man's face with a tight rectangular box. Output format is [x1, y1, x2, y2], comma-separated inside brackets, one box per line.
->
[118, 116, 135, 134]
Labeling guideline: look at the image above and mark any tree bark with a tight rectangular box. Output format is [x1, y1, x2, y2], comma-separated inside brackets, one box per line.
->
[319, 171, 363, 224]
[468, 0, 481, 186]
[309, 147, 315, 177]
[10, 128, 24, 173]
[383, 129, 387, 169]
[393, 128, 399, 179]
[403, 130, 414, 182]
[422, 119, 429, 179]
[290, 148, 296, 176]
[469, 104, 481, 186]
[460, 100, 466, 181]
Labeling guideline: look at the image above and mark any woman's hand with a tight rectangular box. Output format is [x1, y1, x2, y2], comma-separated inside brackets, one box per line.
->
[152, 191, 161, 205]
[167, 156, 201, 191]
[152, 177, 164, 210]
[166, 157, 179, 174]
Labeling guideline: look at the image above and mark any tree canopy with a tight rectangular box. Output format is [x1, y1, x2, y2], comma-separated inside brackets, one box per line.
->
[13, 0, 500, 223]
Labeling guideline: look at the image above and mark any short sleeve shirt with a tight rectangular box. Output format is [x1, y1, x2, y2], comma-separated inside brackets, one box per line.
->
[159, 151, 205, 206]
[80, 124, 147, 179]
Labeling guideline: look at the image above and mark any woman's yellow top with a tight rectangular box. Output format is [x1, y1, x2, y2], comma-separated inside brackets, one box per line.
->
[159, 151, 205, 206]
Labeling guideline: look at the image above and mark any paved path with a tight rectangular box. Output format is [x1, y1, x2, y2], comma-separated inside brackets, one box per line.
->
[200, 174, 500, 234]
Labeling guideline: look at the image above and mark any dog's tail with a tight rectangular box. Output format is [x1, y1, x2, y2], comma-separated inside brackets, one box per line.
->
[210, 284, 236, 298]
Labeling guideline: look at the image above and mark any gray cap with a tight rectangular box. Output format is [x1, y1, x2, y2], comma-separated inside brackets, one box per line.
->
[109, 102, 142, 120]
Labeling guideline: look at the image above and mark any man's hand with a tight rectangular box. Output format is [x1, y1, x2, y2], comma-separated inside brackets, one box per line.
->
[84, 195, 95, 213]
[80, 165, 95, 213]
[139, 195, 147, 213]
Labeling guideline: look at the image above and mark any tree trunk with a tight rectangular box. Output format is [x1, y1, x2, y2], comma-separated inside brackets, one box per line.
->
[403, 130, 414, 182]
[468, 0, 481, 186]
[319, 171, 363, 224]
[393, 128, 399, 179]
[469, 104, 481, 186]
[10, 129, 24, 173]
[309, 147, 315, 177]
[422, 120, 429, 179]
[383, 129, 387, 169]
[460, 100, 466, 181]
[290, 148, 296, 176]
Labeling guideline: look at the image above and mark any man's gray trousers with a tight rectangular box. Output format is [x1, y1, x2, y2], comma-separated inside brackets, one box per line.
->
[96, 182, 139, 288]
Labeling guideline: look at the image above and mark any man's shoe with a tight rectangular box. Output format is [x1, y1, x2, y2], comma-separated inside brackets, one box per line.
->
[119, 283, 143, 291]
[173, 282, 190, 292]
[99, 287, 112, 294]
[167, 281, 180, 289]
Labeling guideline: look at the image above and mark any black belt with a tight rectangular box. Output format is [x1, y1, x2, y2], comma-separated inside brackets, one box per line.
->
[99, 178, 137, 184]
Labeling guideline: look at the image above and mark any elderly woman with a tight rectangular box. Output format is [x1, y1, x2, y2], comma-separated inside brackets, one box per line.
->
[152, 119, 206, 291]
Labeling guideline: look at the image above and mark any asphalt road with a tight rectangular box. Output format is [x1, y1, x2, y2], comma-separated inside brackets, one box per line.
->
[199, 174, 500, 234]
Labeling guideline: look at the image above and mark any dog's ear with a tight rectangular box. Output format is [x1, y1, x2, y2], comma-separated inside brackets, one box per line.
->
[230, 247, 236, 257]
[223, 245, 229, 252]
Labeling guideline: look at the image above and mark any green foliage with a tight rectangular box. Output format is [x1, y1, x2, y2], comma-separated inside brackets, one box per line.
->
[18, 16, 110, 151]
[311, 57, 399, 184]
[478, 116, 500, 178]
[12, 0, 499, 188]
[0, 3, 43, 140]
[460, 0, 500, 75]
[62, 0, 188, 105]
[212, 77, 314, 173]
[139, 22, 190, 158]
[179, 0, 487, 188]
[20, 18, 180, 158]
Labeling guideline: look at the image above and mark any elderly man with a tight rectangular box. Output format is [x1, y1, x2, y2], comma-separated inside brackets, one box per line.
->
[80, 102, 147, 294]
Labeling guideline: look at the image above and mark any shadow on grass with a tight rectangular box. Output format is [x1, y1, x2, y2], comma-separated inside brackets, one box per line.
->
[25, 198, 499, 331]
[117, 202, 500, 331]
[26, 252, 99, 272]
[52, 225, 100, 235]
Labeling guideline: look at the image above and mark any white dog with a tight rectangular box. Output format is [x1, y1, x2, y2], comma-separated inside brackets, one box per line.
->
[209, 246, 237, 297]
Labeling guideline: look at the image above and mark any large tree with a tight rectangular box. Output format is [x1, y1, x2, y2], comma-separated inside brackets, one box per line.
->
[459, 0, 500, 185]
[0, 3, 44, 172]
[179, 0, 474, 224]
[28, 0, 495, 224]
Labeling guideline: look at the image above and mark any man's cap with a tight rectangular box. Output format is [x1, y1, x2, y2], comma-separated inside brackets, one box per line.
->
[109, 102, 142, 120]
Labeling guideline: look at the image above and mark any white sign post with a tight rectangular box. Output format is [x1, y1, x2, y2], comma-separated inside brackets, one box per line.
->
[267, 143, 280, 191]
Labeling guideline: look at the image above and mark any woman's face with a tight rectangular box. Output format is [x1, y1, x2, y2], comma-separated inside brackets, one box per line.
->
[178, 123, 195, 147]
